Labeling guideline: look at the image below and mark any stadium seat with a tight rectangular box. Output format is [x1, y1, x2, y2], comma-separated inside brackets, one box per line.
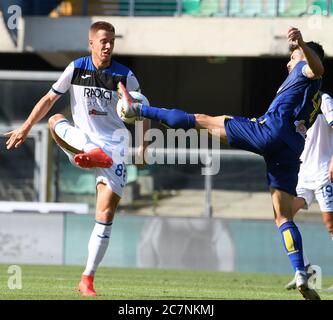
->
[259, 0, 278, 16]
[311, 0, 333, 15]
[134, 0, 178, 16]
[279, 0, 309, 16]
[228, 0, 241, 16]
[199, 0, 220, 16]
[89, 0, 126, 16]
[56, 0, 127, 16]
[182, 0, 201, 15]
[229, 0, 262, 17]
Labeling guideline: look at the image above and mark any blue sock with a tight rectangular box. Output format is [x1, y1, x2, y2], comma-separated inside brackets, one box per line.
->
[279, 221, 305, 272]
[141, 105, 196, 130]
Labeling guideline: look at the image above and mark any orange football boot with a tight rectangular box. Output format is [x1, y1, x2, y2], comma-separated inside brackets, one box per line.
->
[74, 148, 113, 168]
[78, 275, 97, 297]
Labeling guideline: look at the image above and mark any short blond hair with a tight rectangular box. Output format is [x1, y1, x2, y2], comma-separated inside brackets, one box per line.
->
[89, 21, 115, 35]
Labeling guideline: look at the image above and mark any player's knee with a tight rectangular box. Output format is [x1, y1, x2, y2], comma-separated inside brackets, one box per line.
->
[194, 114, 208, 122]
[95, 209, 115, 223]
[48, 114, 65, 130]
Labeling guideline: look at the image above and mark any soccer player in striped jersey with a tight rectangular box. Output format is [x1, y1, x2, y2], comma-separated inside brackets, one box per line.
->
[5, 21, 150, 296]
[117, 27, 324, 299]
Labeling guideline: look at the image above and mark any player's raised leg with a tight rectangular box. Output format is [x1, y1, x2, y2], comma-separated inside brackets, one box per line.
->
[117, 82, 229, 143]
[48, 114, 113, 168]
[79, 182, 120, 296]
[117, 81, 196, 129]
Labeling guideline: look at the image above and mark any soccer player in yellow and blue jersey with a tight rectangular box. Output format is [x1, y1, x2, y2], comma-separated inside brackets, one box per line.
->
[117, 27, 324, 300]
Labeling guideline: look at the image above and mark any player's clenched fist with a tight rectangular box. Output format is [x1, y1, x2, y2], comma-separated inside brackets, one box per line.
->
[287, 27, 304, 44]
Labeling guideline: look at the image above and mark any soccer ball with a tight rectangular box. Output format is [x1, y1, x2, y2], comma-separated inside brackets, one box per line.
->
[117, 91, 150, 124]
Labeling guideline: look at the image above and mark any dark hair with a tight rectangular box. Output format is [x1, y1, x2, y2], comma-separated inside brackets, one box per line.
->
[90, 21, 115, 34]
[289, 41, 325, 62]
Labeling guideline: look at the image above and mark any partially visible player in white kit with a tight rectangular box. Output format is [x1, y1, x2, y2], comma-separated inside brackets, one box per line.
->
[5, 21, 150, 296]
[285, 92, 333, 290]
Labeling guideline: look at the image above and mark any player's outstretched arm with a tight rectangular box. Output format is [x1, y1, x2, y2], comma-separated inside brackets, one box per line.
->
[4, 91, 60, 149]
[287, 27, 324, 78]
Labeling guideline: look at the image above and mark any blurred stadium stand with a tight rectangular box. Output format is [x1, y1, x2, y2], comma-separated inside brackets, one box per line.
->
[0, 0, 329, 17]
[58, 0, 333, 17]
[0, 0, 61, 15]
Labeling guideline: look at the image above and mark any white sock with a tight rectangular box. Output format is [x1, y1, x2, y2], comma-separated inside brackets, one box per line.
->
[83, 221, 112, 276]
[303, 249, 310, 267]
[54, 119, 97, 153]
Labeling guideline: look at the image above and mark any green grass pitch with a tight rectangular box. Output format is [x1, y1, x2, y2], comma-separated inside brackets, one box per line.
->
[0, 264, 333, 300]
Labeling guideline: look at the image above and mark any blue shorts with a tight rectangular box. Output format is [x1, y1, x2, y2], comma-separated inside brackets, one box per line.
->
[224, 116, 301, 196]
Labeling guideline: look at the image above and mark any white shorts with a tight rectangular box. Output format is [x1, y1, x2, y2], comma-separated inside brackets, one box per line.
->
[54, 119, 127, 197]
[297, 181, 333, 212]
[95, 161, 127, 197]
